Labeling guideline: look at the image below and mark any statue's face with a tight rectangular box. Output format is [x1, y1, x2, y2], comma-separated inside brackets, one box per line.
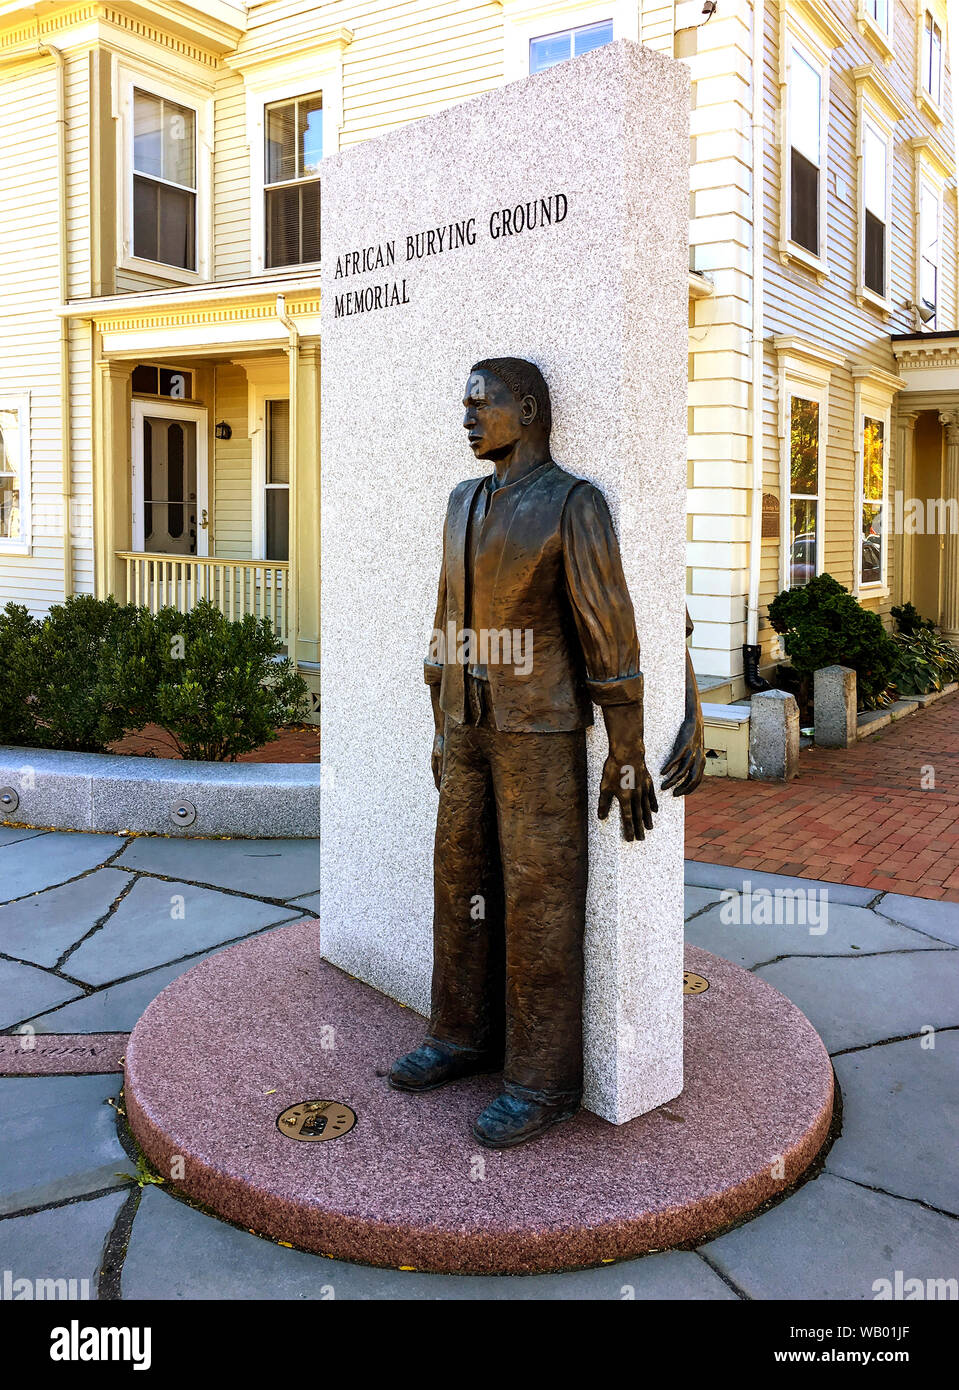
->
[462, 370, 526, 459]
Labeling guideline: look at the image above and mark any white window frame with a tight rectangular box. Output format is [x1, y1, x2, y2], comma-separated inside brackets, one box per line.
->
[851, 68, 905, 314]
[242, 54, 343, 275]
[778, 2, 850, 282]
[775, 339, 844, 593]
[916, 3, 946, 124]
[113, 60, 213, 285]
[851, 368, 903, 598]
[0, 391, 31, 556]
[856, 0, 895, 64]
[782, 385, 828, 592]
[262, 92, 324, 272]
[915, 152, 945, 329]
[501, 0, 637, 83]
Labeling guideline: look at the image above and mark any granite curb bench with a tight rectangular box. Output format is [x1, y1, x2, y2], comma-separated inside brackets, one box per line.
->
[0, 746, 320, 838]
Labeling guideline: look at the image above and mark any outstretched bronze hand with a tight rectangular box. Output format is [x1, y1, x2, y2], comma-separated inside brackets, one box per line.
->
[661, 646, 705, 796]
[598, 702, 658, 841]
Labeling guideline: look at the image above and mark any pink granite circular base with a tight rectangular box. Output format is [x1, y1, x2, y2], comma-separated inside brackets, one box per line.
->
[124, 922, 834, 1274]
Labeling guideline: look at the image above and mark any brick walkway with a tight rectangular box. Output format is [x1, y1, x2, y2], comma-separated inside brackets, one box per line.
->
[110, 722, 320, 763]
[685, 692, 959, 902]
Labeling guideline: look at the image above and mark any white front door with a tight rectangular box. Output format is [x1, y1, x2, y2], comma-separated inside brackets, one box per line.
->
[132, 400, 209, 556]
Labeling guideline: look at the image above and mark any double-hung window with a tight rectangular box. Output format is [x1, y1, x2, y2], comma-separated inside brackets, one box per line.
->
[776, 339, 840, 593]
[133, 89, 197, 271]
[787, 396, 822, 588]
[919, 177, 941, 325]
[859, 416, 885, 587]
[852, 370, 899, 594]
[264, 399, 290, 562]
[851, 66, 905, 312]
[862, 122, 888, 298]
[787, 42, 826, 259]
[529, 18, 613, 73]
[0, 394, 30, 552]
[779, 2, 847, 276]
[264, 93, 322, 268]
[922, 12, 943, 107]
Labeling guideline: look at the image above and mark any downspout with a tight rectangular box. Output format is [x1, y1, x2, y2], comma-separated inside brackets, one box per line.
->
[40, 40, 72, 599]
[743, 0, 770, 690]
[0, 38, 70, 595]
[276, 294, 299, 660]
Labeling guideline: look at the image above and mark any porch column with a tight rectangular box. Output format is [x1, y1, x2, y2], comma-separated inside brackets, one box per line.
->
[94, 358, 132, 602]
[894, 411, 918, 608]
[294, 343, 321, 716]
[938, 410, 959, 645]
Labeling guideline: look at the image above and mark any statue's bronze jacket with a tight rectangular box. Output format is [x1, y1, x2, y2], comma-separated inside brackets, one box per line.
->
[425, 460, 645, 733]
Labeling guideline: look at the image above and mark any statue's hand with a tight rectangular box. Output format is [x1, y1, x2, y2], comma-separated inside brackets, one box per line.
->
[431, 730, 445, 791]
[598, 702, 658, 841]
[661, 714, 705, 796]
[598, 743, 658, 842]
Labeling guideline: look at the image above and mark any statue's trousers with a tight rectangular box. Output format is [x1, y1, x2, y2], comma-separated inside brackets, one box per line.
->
[427, 702, 588, 1106]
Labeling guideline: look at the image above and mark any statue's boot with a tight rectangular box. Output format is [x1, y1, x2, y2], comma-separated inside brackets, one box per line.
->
[471, 1091, 578, 1149]
[388, 1039, 500, 1093]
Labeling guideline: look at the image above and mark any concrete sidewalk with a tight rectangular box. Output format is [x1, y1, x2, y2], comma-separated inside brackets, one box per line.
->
[0, 830, 955, 1299]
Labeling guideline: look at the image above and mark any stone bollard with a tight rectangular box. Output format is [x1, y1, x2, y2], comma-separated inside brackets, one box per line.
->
[748, 689, 800, 781]
[814, 665, 857, 748]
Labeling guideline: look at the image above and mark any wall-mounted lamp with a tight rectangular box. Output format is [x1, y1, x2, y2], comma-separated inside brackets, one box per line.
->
[902, 300, 937, 326]
[214, 421, 233, 440]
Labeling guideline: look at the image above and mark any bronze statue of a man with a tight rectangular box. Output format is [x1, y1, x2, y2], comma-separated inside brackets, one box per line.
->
[390, 357, 704, 1148]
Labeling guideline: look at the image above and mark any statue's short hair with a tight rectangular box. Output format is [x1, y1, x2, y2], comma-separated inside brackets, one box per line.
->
[470, 356, 552, 436]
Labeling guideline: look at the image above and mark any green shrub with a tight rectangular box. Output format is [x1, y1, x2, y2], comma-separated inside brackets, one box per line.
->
[29, 595, 140, 752]
[891, 602, 935, 637]
[889, 627, 959, 696]
[106, 600, 307, 761]
[0, 602, 39, 746]
[768, 573, 898, 713]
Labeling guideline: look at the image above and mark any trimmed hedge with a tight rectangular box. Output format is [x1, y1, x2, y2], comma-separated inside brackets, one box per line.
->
[0, 595, 307, 760]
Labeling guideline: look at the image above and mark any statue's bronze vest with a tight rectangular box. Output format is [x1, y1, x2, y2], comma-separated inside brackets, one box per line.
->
[439, 462, 594, 733]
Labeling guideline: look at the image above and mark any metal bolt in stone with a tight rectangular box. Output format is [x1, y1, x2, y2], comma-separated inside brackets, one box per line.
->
[171, 800, 197, 827]
[0, 787, 20, 813]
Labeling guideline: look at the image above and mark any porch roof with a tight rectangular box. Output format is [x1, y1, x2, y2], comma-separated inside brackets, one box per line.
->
[891, 331, 959, 397]
[60, 272, 321, 358]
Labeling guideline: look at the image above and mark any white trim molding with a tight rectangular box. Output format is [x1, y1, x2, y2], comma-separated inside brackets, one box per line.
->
[0, 390, 31, 556]
[891, 332, 959, 393]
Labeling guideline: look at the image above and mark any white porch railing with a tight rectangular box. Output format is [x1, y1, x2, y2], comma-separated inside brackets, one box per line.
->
[118, 553, 290, 644]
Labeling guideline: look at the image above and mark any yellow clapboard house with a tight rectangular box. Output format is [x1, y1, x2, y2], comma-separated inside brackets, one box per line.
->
[0, 0, 956, 718]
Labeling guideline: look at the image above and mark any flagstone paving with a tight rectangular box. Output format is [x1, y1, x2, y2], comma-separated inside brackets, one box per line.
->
[0, 829, 955, 1299]
[686, 691, 959, 900]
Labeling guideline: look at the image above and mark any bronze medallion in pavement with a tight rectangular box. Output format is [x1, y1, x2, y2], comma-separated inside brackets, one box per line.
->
[276, 1100, 356, 1142]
